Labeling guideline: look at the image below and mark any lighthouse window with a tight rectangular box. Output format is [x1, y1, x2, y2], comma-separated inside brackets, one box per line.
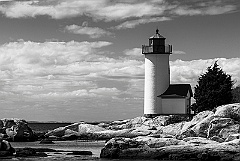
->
[150, 40, 153, 46]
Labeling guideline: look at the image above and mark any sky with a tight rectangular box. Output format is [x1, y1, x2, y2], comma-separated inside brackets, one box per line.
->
[0, 0, 240, 122]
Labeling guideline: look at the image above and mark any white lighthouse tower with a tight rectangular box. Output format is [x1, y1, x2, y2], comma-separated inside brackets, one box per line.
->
[142, 29, 172, 117]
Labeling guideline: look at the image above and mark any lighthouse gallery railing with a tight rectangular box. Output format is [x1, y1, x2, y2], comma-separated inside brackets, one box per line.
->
[142, 45, 172, 54]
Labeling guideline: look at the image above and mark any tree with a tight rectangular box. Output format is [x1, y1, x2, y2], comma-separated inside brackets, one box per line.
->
[192, 61, 234, 113]
[232, 85, 240, 103]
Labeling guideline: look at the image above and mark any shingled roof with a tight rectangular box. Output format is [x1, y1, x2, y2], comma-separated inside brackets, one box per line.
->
[158, 84, 193, 98]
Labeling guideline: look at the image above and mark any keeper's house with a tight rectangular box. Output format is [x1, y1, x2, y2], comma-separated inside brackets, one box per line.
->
[158, 84, 193, 115]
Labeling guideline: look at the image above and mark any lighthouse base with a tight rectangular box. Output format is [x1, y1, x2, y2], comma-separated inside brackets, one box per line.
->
[143, 114, 162, 118]
[144, 113, 193, 119]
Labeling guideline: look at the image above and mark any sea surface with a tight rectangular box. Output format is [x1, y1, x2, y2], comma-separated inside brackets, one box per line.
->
[9, 140, 104, 161]
[7, 141, 158, 161]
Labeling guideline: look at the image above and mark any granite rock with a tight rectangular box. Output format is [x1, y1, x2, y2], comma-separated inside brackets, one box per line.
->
[0, 118, 35, 141]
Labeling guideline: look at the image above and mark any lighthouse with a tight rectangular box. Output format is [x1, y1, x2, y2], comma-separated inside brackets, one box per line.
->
[142, 29, 172, 117]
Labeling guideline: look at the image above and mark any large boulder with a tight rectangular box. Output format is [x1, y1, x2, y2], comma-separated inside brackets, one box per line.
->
[45, 123, 106, 140]
[179, 103, 240, 139]
[78, 123, 106, 134]
[158, 122, 185, 136]
[214, 103, 240, 121]
[182, 137, 219, 145]
[110, 116, 170, 130]
[207, 117, 235, 138]
[100, 137, 240, 160]
[0, 118, 35, 141]
[45, 127, 66, 137]
[180, 111, 214, 136]
[133, 136, 185, 148]
[94, 129, 133, 140]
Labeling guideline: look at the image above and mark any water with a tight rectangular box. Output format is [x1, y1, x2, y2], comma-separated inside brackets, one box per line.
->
[8, 140, 105, 161]
[3, 141, 178, 161]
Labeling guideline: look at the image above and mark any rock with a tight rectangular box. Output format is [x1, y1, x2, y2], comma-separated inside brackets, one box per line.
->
[15, 148, 37, 157]
[47, 135, 63, 141]
[45, 127, 66, 137]
[209, 136, 225, 143]
[111, 116, 170, 130]
[78, 123, 106, 134]
[182, 137, 219, 145]
[133, 136, 185, 148]
[94, 129, 134, 140]
[181, 110, 214, 133]
[178, 129, 196, 139]
[221, 138, 240, 146]
[64, 129, 78, 135]
[214, 103, 240, 121]
[179, 104, 240, 140]
[219, 124, 240, 140]
[225, 133, 240, 142]
[130, 128, 153, 136]
[190, 115, 216, 138]
[0, 151, 13, 157]
[148, 133, 175, 138]
[100, 137, 240, 160]
[15, 148, 49, 157]
[0, 118, 35, 142]
[45, 122, 81, 138]
[207, 117, 234, 138]
[180, 111, 214, 138]
[158, 122, 185, 136]
[39, 138, 55, 144]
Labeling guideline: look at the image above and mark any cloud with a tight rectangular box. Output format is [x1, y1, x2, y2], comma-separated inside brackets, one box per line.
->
[124, 48, 142, 56]
[172, 50, 186, 54]
[171, 4, 236, 16]
[1, 40, 240, 121]
[0, 0, 237, 32]
[113, 17, 171, 30]
[65, 22, 113, 38]
[0, 40, 144, 98]
[32, 89, 97, 98]
[0, 0, 235, 21]
[0, 0, 166, 20]
[170, 58, 240, 87]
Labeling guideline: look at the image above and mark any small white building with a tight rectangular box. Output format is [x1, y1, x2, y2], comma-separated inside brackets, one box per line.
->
[158, 84, 193, 115]
[142, 30, 193, 117]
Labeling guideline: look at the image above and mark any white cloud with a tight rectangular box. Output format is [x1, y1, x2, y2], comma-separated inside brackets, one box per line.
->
[124, 48, 142, 56]
[170, 58, 240, 87]
[65, 24, 113, 38]
[32, 89, 97, 98]
[0, 40, 145, 100]
[0, 0, 235, 20]
[172, 50, 186, 55]
[113, 17, 171, 30]
[0, 0, 237, 31]
[0, 40, 112, 71]
[89, 87, 121, 98]
[123, 48, 144, 61]
[0, 0, 166, 20]
[1, 39, 239, 121]
[171, 4, 236, 16]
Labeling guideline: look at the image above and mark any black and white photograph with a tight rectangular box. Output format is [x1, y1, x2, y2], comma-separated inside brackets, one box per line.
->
[0, 0, 240, 160]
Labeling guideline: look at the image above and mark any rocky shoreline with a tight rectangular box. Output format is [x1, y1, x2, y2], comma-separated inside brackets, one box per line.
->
[1, 103, 240, 160]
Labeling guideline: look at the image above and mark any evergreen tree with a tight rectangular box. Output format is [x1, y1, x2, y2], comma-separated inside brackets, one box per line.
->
[232, 85, 240, 103]
[192, 61, 233, 113]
